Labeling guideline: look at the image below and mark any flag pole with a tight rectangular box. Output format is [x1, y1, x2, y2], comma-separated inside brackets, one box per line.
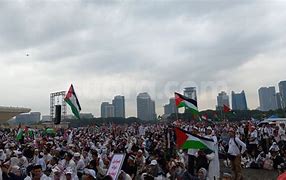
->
[223, 110, 226, 122]
[174, 93, 179, 123]
[220, 107, 223, 122]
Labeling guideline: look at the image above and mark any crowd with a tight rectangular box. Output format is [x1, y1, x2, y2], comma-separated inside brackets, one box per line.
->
[0, 120, 285, 180]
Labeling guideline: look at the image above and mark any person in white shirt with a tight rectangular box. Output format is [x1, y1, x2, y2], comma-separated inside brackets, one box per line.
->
[17, 151, 29, 175]
[228, 128, 246, 180]
[74, 152, 85, 179]
[0, 149, 6, 163]
[60, 152, 77, 177]
[205, 127, 220, 180]
[37, 152, 47, 171]
[43, 149, 53, 164]
[248, 126, 258, 157]
[278, 123, 286, 147]
[33, 149, 40, 164]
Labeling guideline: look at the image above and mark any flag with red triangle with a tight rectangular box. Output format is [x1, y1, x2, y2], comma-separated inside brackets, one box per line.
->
[223, 104, 231, 113]
[65, 84, 81, 119]
[175, 92, 198, 115]
[175, 127, 214, 150]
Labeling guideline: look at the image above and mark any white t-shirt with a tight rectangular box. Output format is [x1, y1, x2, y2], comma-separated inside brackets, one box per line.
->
[249, 130, 258, 145]
[279, 127, 286, 141]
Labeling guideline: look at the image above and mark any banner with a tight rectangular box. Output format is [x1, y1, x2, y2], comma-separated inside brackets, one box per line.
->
[106, 154, 126, 179]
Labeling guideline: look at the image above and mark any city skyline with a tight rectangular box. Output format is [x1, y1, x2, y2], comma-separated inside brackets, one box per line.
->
[1, 1, 286, 117]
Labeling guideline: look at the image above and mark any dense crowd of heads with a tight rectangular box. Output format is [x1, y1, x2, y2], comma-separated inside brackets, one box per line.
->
[0, 120, 285, 179]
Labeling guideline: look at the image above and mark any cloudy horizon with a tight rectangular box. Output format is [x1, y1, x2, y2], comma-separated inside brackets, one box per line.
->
[1, 0, 286, 117]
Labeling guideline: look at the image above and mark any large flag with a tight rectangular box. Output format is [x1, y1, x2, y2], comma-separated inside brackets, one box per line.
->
[175, 127, 214, 151]
[175, 92, 198, 115]
[65, 84, 81, 119]
[223, 104, 231, 113]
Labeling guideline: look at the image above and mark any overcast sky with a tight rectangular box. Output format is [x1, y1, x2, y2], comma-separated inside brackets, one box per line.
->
[1, 0, 286, 117]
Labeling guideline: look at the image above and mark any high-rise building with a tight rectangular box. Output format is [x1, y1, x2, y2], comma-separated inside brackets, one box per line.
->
[137, 92, 156, 121]
[217, 91, 230, 110]
[279, 81, 286, 109]
[112, 95, 125, 118]
[231, 90, 248, 110]
[164, 98, 177, 115]
[184, 87, 197, 100]
[276, 92, 282, 109]
[258, 87, 278, 111]
[101, 102, 114, 118]
[150, 100, 157, 120]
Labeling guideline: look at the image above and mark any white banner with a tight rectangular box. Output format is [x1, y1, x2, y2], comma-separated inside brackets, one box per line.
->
[106, 154, 126, 180]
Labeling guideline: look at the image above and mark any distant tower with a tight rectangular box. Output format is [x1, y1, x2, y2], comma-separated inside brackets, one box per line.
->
[137, 92, 156, 121]
[258, 87, 278, 111]
[184, 87, 197, 100]
[101, 102, 114, 118]
[279, 81, 286, 109]
[217, 91, 230, 110]
[112, 95, 125, 118]
[164, 98, 178, 115]
[231, 90, 248, 110]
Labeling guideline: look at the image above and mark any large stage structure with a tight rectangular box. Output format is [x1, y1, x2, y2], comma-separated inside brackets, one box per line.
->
[50, 91, 67, 121]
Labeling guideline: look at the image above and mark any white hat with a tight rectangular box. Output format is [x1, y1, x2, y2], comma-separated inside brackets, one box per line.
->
[223, 172, 232, 177]
[84, 169, 96, 179]
[150, 160, 158, 166]
[74, 153, 81, 157]
[65, 168, 73, 174]
[193, 126, 199, 130]
[206, 126, 212, 131]
[10, 166, 20, 174]
[269, 142, 280, 152]
[15, 151, 22, 155]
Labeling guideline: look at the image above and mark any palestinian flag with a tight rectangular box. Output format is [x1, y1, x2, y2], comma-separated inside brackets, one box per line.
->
[175, 127, 214, 151]
[223, 104, 231, 113]
[175, 92, 198, 115]
[65, 84, 81, 119]
[16, 129, 24, 141]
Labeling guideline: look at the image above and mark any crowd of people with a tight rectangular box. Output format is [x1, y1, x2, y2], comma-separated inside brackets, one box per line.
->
[0, 120, 285, 180]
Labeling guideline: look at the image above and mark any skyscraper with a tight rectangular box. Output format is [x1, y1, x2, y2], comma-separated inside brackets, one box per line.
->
[150, 100, 157, 120]
[137, 92, 156, 121]
[231, 90, 248, 110]
[184, 87, 197, 101]
[258, 87, 278, 111]
[112, 95, 125, 118]
[279, 81, 286, 109]
[217, 91, 230, 110]
[164, 98, 177, 115]
[276, 92, 282, 109]
[101, 102, 114, 118]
